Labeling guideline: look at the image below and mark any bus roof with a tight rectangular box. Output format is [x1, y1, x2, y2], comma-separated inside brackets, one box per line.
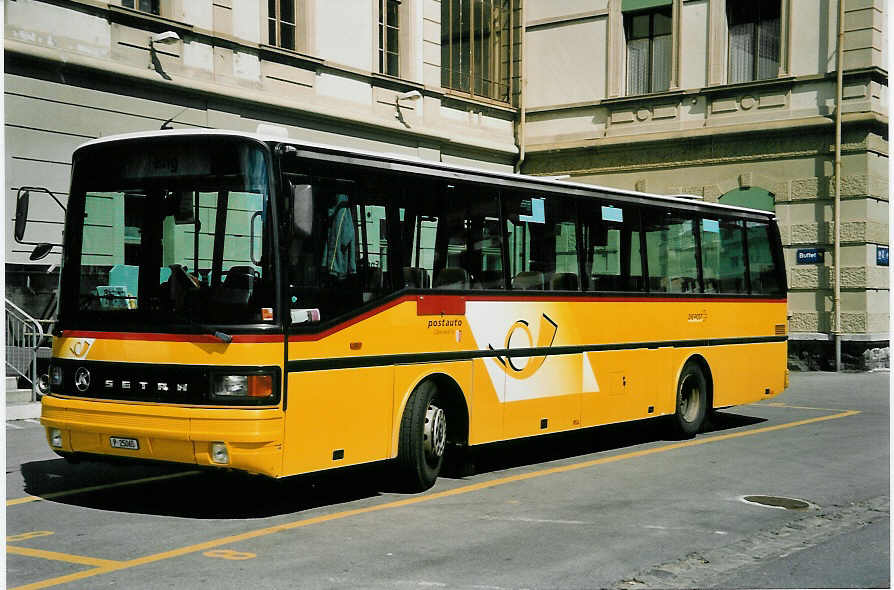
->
[77, 128, 777, 220]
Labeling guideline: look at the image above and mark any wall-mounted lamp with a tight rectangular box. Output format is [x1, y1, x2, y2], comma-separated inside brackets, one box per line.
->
[150, 31, 181, 47]
[149, 31, 180, 79]
[397, 90, 422, 102]
[394, 90, 422, 126]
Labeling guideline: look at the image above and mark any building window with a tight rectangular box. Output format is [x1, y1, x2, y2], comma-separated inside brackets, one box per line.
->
[268, 0, 297, 51]
[122, 0, 159, 14]
[441, 0, 513, 102]
[379, 0, 400, 76]
[625, 7, 672, 95]
[727, 0, 780, 83]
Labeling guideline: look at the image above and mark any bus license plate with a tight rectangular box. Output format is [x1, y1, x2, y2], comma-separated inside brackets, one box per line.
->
[110, 437, 140, 450]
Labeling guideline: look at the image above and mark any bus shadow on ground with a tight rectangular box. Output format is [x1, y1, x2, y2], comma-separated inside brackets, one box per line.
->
[459, 411, 766, 478]
[18, 412, 764, 519]
[19, 458, 390, 519]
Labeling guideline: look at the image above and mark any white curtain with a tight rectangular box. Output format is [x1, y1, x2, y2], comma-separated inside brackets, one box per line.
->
[729, 21, 754, 83]
[627, 38, 649, 95]
[757, 15, 780, 80]
[651, 33, 672, 92]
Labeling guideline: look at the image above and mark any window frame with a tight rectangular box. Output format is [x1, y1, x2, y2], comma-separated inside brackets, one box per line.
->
[268, 0, 298, 51]
[503, 192, 582, 292]
[624, 6, 673, 96]
[726, 0, 781, 84]
[580, 200, 646, 293]
[379, 0, 401, 77]
[121, 0, 160, 15]
[440, 0, 514, 104]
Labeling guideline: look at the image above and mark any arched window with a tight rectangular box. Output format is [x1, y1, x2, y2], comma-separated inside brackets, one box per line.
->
[719, 187, 775, 212]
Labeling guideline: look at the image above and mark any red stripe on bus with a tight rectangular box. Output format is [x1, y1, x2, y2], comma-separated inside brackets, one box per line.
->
[462, 295, 788, 304]
[59, 331, 284, 343]
[288, 296, 415, 342]
[60, 295, 784, 344]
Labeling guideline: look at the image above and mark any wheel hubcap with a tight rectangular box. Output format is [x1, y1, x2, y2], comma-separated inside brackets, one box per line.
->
[424, 404, 447, 460]
[680, 377, 701, 422]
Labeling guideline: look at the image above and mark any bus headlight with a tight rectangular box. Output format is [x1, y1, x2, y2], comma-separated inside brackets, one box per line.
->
[209, 372, 276, 404]
[50, 365, 63, 388]
[49, 428, 63, 448]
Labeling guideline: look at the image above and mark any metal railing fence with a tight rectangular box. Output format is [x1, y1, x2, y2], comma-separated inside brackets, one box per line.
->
[6, 298, 45, 401]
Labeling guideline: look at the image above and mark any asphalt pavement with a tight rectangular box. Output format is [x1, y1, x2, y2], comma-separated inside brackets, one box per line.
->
[5, 371, 890, 589]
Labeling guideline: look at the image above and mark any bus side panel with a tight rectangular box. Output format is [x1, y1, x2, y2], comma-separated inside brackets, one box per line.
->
[582, 348, 673, 427]
[282, 367, 394, 476]
[469, 358, 504, 445]
[391, 361, 474, 456]
[502, 353, 582, 439]
[705, 342, 787, 407]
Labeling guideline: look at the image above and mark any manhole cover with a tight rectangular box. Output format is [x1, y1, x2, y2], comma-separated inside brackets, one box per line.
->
[742, 495, 811, 510]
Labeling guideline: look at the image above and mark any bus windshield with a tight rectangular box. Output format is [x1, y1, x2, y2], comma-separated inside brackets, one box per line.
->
[60, 136, 277, 330]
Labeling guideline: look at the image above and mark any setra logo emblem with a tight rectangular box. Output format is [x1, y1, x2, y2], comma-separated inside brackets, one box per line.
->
[74, 367, 91, 392]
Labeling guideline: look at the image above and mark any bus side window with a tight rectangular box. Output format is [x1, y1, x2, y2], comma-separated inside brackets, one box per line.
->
[285, 172, 399, 324]
[701, 218, 747, 294]
[356, 203, 391, 301]
[398, 207, 436, 289]
[430, 184, 502, 290]
[746, 221, 782, 294]
[643, 210, 699, 293]
[504, 193, 580, 291]
[582, 202, 643, 292]
[395, 180, 438, 289]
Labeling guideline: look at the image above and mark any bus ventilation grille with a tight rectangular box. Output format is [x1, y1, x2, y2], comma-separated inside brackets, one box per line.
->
[775, 324, 786, 335]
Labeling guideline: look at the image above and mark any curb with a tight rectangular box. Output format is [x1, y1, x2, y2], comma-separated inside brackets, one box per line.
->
[6, 402, 41, 421]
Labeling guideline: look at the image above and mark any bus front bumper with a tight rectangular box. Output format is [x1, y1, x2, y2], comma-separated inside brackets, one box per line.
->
[40, 395, 284, 477]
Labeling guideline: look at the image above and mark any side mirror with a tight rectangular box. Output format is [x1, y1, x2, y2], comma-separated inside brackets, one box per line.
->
[14, 189, 30, 243]
[30, 243, 54, 261]
[292, 183, 314, 239]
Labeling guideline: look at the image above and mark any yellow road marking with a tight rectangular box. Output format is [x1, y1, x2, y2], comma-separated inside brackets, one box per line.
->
[204, 549, 257, 560]
[10, 410, 860, 590]
[7, 471, 201, 506]
[755, 402, 853, 412]
[7, 531, 54, 543]
[6, 546, 122, 568]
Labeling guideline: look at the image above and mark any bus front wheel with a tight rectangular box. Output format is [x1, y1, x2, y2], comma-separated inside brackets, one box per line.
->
[671, 361, 708, 438]
[397, 380, 446, 491]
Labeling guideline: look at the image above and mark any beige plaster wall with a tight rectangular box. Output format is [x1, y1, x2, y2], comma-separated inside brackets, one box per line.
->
[526, 18, 607, 108]
[680, 0, 708, 89]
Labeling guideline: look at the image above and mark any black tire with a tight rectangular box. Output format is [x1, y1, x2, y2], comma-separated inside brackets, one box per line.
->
[671, 361, 708, 438]
[397, 381, 447, 491]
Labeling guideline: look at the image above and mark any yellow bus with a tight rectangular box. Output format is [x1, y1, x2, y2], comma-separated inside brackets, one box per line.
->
[20, 129, 787, 491]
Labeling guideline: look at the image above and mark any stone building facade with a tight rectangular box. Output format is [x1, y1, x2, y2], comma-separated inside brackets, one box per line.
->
[521, 0, 888, 368]
[4, 0, 889, 367]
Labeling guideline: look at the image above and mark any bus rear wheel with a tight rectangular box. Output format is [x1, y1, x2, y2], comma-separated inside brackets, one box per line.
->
[397, 380, 446, 491]
[671, 361, 708, 438]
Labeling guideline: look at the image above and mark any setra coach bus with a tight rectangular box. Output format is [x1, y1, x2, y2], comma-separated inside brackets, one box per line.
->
[17, 129, 788, 491]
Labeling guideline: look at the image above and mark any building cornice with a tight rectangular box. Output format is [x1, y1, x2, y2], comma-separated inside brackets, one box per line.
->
[4, 39, 519, 157]
[525, 112, 888, 155]
[526, 69, 889, 115]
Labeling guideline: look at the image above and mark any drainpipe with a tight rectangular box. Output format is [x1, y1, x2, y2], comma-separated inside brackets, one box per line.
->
[514, 0, 526, 174]
[833, 0, 844, 370]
